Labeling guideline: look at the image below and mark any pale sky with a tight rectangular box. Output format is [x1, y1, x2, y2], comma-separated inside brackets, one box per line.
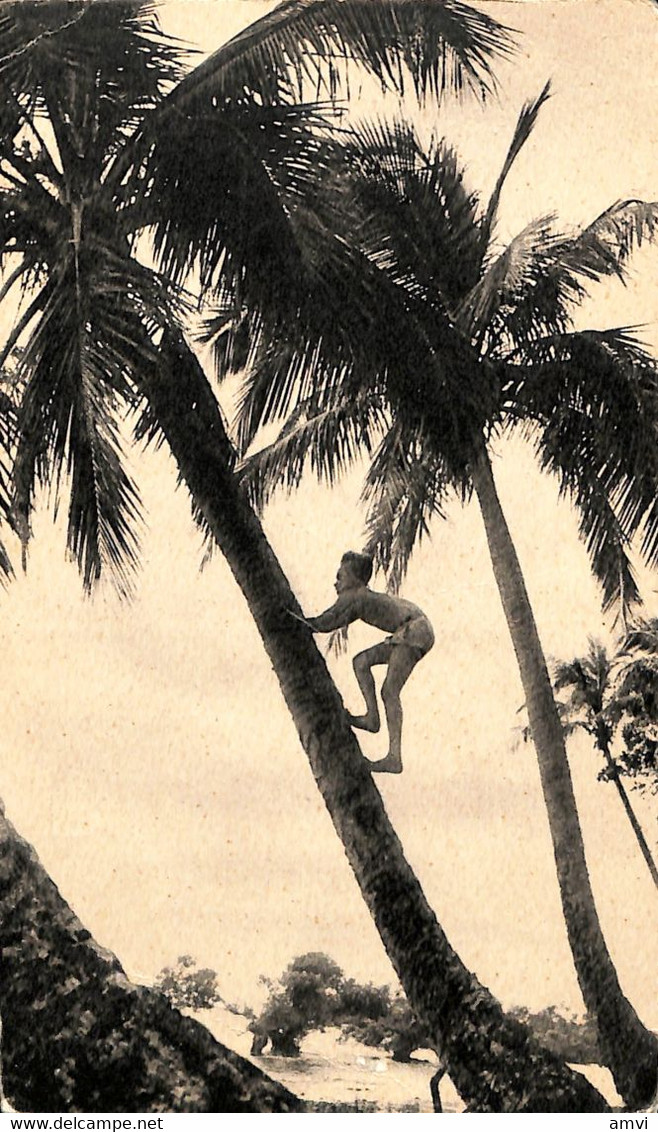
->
[1, 0, 658, 1030]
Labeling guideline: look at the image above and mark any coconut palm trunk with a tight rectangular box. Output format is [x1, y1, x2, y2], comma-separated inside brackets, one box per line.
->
[0, 807, 305, 1113]
[597, 735, 658, 891]
[139, 330, 609, 1112]
[231, 105, 658, 1110]
[470, 440, 658, 1108]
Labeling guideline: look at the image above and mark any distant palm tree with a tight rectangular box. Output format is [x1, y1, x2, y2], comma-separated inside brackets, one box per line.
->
[0, 0, 612, 1113]
[553, 640, 658, 890]
[236, 92, 658, 1107]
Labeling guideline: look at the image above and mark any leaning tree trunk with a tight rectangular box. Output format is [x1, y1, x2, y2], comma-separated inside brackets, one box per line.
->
[470, 441, 658, 1110]
[138, 330, 610, 1112]
[0, 1012, 15, 1113]
[0, 805, 305, 1113]
[598, 739, 658, 891]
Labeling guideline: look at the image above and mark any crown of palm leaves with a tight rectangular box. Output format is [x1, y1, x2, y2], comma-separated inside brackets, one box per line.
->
[0, 0, 515, 592]
[236, 86, 658, 613]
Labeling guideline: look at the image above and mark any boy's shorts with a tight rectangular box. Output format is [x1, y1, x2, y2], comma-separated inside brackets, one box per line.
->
[386, 615, 435, 658]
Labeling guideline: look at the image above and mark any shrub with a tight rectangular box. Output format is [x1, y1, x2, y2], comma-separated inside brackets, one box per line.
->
[509, 1006, 601, 1064]
[154, 955, 222, 1012]
[249, 953, 346, 1056]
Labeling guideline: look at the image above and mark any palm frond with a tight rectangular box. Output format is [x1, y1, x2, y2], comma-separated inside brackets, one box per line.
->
[141, 95, 340, 305]
[185, 114, 481, 468]
[142, 95, 490, 483]
[457, 214, 559, 343]
[561, 717, 590, 740]
[362, 424, 451, 591]
[0, 1, 185, 179]
[199, 307, 253, 381]
[620, 618, 658, 658]
[231, 334, 337, 459]
[613, 623, 658, 729]
[0, 286, 48, 376]
[481, 81, 551, 248]
[520, 693, 596, 745]
[238, 391, 389, 513]
[9, 241, 168, 595]
[148, 0, 515, 112]
[553, 658, 587, 695]
[0, 538, 12, 580]
[560, 466, 638, 617]
[232, 261, 488, 495]
[124, 0, 513, 328]
[0, 75, 64, 190]
[344, 117, 484, 309]
[553, 643, 611, 716]
[0, 174, 65, 265]
[344, 116, 424, 183]
[490, 201, 658, 359]
[565, 199, 658, 280]
[509, 328, 658, 612]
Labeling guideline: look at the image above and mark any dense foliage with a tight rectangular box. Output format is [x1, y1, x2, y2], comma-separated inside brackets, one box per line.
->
[615, 620, 658, 794]
[510, 1007, 600, 1066]
[249, 953, 348, 1056]
[616, 720, 658, 792]
[246, 953, 602, 1066]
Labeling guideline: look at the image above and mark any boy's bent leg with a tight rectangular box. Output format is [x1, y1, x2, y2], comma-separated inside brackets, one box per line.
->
[370, 645, 421, 774]
[348, 642, 391, 733]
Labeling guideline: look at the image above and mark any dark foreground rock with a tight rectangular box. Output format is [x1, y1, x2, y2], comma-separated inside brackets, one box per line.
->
[0, 808, 305, 1112]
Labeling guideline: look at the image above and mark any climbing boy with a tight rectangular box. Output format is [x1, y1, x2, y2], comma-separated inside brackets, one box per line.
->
[292, 551, 434, 774]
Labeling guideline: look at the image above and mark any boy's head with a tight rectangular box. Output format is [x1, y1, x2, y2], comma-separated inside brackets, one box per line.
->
[335, 550, 373, 593]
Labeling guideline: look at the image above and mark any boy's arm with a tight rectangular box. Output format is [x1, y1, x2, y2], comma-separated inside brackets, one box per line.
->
[294, 595, 358, 634]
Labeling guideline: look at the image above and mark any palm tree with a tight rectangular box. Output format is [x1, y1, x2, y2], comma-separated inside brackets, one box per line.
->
[553, 640, 658, 889]
[144, 335, 611, 1113]
[235, 95, 658, 1106]
[0, 0, 614, 1112]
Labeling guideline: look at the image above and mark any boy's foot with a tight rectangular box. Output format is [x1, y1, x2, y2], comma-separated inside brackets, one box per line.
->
[348, 712, 380, 734]
[369, 755, 403, 774]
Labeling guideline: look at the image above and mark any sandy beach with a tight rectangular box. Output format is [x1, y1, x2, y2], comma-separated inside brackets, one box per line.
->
[190, 1004, 623, 1112]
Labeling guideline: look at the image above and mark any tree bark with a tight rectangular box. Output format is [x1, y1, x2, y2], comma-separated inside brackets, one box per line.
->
[470, 441, 658, 1109]
[137, 331, 611, 1112]
[0, 806, 306, 1113]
